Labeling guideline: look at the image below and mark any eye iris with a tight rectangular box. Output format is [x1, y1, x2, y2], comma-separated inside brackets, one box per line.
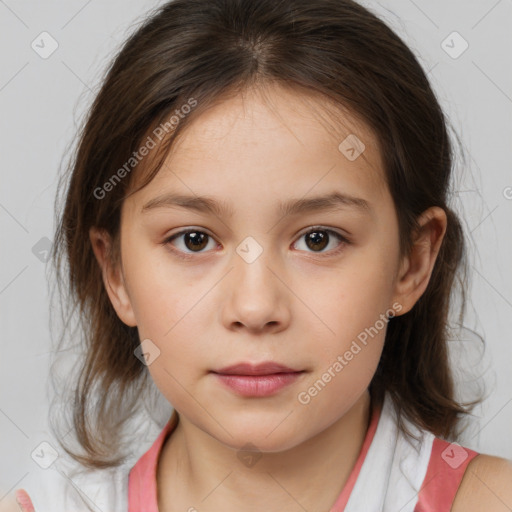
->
[185, 231, 208, 251]
[306, 230, 328, 251]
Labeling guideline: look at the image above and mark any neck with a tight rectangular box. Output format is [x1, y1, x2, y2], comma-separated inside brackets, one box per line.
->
[157, 390, 372, 512]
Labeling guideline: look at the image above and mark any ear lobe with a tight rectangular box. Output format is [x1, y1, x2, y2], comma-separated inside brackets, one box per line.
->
[391, 207, 447, 316]
[89, 227, 137, 327]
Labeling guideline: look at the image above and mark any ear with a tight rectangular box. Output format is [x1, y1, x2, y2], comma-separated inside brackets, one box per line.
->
[89, 227, 137, 327]
[391, 206, 447, 316]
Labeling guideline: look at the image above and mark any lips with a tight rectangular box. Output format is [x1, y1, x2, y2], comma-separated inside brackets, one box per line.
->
[213, 362, 302, 376]
[211, 362, 305, 397]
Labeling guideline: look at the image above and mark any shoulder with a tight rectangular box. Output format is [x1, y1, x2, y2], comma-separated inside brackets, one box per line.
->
[452, 453, 512, 512]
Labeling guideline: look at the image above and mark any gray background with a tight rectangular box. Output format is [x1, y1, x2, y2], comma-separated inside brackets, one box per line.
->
[1, 0, 511, 503]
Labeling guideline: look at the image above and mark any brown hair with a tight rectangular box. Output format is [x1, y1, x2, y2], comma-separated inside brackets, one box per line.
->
[51, 0, 480, 469]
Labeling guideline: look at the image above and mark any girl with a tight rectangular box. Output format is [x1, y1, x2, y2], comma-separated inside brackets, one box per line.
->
[13, 0, 512, 510]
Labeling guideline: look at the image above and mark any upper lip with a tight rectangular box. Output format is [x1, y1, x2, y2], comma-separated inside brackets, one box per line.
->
[213, 362, 302, 376]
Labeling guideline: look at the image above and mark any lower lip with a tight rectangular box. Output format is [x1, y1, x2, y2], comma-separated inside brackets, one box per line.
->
[213, 372, 304, 397]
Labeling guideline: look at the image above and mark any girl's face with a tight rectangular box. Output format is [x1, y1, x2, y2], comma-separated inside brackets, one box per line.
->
[105, 84, 414, 451]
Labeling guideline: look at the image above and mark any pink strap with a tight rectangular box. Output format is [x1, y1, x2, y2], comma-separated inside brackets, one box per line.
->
[128, 410, 179, 512]
[414, 437, 479, 511]
[329, 401, 382, 511]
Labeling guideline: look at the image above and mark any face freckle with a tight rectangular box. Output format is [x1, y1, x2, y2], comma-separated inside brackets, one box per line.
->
[117, 83, 403, 452]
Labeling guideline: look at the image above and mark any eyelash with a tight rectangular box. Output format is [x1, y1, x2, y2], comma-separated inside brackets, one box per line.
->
[162, 226, 350, 260]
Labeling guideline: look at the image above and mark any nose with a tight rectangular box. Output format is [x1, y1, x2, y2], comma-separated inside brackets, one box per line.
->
[219, 241, 291, 335]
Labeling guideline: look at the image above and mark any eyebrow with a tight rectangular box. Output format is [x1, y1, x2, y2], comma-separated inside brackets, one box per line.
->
[141, 191, 372, 218]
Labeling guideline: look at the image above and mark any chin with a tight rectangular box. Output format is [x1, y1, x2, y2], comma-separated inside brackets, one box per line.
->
[216, 423, 305, 454]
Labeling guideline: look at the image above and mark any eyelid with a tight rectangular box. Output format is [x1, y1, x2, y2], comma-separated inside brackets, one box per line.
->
[295, 225, 350, 240]
[163, 226, 217, 244]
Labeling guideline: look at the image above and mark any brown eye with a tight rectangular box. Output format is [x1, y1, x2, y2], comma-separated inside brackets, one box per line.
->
[293, 227, 348, 254]
[182, 231, 209, 251]
[165, 229, 216, 254]
[305, 230, 329, 251]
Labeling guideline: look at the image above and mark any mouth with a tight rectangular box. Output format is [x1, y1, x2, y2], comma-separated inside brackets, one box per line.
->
[212, 362, 302, 376]
[210, 362, 305, 397]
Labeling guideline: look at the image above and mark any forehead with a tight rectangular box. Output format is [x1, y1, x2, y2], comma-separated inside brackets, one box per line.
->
[126, 83, 390, 217]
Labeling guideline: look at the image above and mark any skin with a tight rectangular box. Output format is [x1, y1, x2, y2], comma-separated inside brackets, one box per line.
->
[10, 84, 512, 511]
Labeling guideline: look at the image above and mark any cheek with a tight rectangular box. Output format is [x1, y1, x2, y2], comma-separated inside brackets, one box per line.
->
[125, 256, 211, 408]
[121, 243, 209, 376]
[293, 265, 392, 423]
[290, 250, 395, 396]
[300, 253, 395, 342]
[123, 238, 197, 332]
